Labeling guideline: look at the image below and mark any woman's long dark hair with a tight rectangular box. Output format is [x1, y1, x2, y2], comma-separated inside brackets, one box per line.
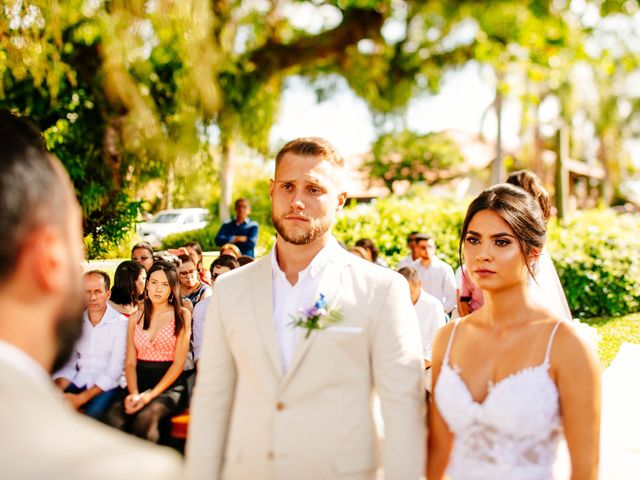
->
[143, 261, 185, 336]
[459, 184, 547, 280]
[110, 260, 144, 306]
[185, 241, 204, 270]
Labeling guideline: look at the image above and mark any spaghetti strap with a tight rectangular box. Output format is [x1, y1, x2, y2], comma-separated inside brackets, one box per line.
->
[443, 319, 461, 365]
[543, 321, 562, 365]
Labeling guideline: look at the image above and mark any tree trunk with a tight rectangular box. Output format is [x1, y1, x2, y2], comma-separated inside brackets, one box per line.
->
[598, 130, 617, 206]
[490, 86, 504, 185]
[219, 137, 236, 222]
[166, 163, 175, 210]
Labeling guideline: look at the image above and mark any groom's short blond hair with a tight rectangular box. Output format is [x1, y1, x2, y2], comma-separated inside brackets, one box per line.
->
[275, 137, 344, 168]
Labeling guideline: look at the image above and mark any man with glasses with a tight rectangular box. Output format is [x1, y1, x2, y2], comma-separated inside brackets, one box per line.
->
[397, 231, 420, 269]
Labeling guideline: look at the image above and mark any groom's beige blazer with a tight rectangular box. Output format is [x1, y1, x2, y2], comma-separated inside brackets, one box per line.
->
[186, 245, 425, 480]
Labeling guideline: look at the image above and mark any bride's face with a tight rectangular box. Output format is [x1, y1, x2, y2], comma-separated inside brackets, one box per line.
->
[463, 209, 530, 291]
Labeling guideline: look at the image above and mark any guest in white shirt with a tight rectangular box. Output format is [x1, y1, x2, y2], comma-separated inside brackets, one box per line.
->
[410, 233, 457, 314]
[397, 231, 420, 269]
[54, 270, 128, 419]
[398, 266, 446, 394]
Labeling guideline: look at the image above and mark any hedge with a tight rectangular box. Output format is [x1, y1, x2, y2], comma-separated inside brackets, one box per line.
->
[163, 187, 640, 319]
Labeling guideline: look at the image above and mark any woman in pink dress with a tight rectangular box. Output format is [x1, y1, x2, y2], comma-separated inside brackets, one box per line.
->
[108, 261, 192, 443]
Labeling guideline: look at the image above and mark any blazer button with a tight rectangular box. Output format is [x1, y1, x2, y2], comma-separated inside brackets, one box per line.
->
[276, 401, 285, 411]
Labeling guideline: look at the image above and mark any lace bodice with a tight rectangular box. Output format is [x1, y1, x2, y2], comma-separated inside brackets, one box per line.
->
[435, 320, 562, 480]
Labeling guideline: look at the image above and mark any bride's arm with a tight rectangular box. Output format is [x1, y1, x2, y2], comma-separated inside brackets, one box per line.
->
[427, 323, 455, 480]
[554, 322, 601, 480]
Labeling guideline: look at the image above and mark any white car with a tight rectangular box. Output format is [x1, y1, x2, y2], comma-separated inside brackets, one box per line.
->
[137, 208, 210, 247]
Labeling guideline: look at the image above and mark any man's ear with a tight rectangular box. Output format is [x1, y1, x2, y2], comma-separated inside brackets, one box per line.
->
[336, 191, 348, 211]
[28, 225, 68, 294]
[269, 179, 275, 200]
[106, 289, 111, 300]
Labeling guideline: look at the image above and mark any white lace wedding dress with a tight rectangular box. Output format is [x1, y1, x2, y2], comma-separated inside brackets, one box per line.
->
[435, 320, 563, 480]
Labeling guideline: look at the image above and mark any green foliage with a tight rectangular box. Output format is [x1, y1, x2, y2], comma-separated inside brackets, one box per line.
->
[368, 130, 465, 190]
[334, 190, 640, 319]
[334, 188, 465, 268]
[548, 210, 640, 319]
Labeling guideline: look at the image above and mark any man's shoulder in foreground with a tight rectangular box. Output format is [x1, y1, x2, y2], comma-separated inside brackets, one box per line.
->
[0, 357, 183, 480]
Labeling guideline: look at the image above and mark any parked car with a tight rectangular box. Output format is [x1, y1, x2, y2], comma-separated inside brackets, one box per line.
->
[137, 208, 210, 247]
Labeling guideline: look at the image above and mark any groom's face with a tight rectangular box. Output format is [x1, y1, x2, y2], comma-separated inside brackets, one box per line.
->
[270, 153, 347, 246]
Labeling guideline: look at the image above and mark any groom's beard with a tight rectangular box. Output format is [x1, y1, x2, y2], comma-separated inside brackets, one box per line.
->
[272, 211, 332, 245]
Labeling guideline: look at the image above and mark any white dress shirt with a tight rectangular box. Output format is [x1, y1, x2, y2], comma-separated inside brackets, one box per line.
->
[397, 254, 416, 270]
[271, 238, 337, 372]
[414, 289, 446, 392]
[192, 296, 210, 361]
[411, 256, 457, 314]
[54, 304, 128, 391]
[414, 289, 446, 361]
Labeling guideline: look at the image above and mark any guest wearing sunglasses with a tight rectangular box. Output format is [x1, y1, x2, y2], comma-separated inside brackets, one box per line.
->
[177, 254, 211, 308]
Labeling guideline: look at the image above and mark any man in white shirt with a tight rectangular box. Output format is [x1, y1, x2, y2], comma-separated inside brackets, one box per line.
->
[411, 233, 457, 314]
[398, 266, 446, 395]
[396, 231, 420, 269]
[54, 270, 128, 419]
[187, 137, 425, 480]
[0, 111, 182, 479]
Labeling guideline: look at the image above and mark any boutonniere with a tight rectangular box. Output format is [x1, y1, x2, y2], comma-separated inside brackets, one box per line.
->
[290, 293, 343, 338]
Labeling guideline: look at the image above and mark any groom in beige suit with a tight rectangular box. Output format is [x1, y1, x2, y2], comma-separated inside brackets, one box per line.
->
[186, 138, 425, 479]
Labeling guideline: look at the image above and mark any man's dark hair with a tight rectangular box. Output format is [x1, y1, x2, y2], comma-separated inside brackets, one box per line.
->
[84, 270, 111, 291]
[237, 255, 255, 266]
[131, 242, 154, 257]
[234, 198, 250, 208]
[355, 238, 379, 262]
[397, 266, 421, 285]
[0, 110, 67, 283]
[211, 254, 240, 273]
[414, 233, 433, 243]
[407, 231, 420, 241]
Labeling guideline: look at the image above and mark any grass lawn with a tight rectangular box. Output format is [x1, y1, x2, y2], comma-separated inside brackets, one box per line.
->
[583, 313, 640, 368]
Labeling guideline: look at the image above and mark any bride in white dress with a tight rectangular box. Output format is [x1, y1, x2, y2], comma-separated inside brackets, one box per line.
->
[427, 184, 600, 480]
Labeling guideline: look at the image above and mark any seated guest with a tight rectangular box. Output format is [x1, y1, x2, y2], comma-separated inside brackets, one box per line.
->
[214, 198, 259, 257]
[184, 241, 212, 286]
[397, 231, 420, 269]
[193, 255, 239, 363]
[107, 261, 192, 443]
[355, 238, 388, 267]
[237, 255, 255, 266]
[54, 271, 128, 419]
[411, 233, 457, 315]
[455, 265, 484, 317]
[109, 261, 146, 317]
[131, 242, 155, 272]
[398, 266, 446, 395]
[177, 254, 211, 307]
[219, 242, 242, 259]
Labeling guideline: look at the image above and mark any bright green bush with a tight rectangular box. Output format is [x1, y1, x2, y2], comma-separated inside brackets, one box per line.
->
[547, 210, 640, 319]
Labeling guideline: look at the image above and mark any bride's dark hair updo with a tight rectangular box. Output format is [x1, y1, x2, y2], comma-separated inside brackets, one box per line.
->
[506, 170, 551, 224]
[459, 184, 547, 278]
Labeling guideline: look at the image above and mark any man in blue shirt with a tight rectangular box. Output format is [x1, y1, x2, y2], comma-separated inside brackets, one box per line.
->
[215, 198, 259, 257]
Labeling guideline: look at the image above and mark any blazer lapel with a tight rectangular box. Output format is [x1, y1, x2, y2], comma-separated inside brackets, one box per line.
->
[250, 253, 283, 379]
[280, 247, 351, 389]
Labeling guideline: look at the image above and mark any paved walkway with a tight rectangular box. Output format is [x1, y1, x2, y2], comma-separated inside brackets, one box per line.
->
[600, 342, 640, 479]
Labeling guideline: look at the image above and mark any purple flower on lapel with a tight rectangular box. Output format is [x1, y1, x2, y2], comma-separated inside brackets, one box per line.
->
[290, 293, 343, 338]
